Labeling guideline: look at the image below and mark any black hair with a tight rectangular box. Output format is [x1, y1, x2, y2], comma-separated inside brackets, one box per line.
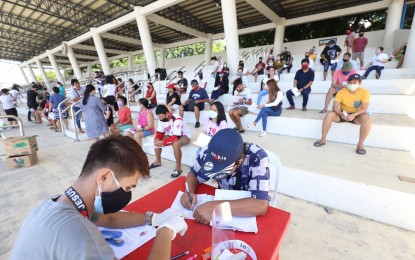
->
[1, 88, 9, 94]
[301, 58, 309, 64]
[155, 104, 169, 115]
[138, 98, 150, 109]
[82, 84, 95, 105]
[190, 79, 198, 86]
[105, 76, 112, 85]
[211, 56, 217, 61]
[178, 71, 183, 74]
[52, 86, 60, 94]
[37, 94, 44, 100]
[79, 136, 150, 179]
[211, 101, 227, 126]
[11, 86, 18, 91]
[344, 52, 352, 58]
[128, 78, 134, 83]
[233, 78, 242, 89]
[117, 95, 127, 105]
[70, 79, 79, 86]
[378, 46, 384, 52]
[117, 78, 122, 82]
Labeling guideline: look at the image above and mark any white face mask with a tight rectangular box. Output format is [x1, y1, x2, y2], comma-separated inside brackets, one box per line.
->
[347, 84, 359, 91]
[208, 110, 218, 119]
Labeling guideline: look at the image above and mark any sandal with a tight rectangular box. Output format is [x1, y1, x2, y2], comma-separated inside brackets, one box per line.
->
[313, 141, 326, 147]
[149, 163, 161, 169]
[319, 110, 327, 113]
[246, 123, 255, 129]
[54, 129, 62, 132]
[171, 170, 182, 178]
[356, 147, 366, 155]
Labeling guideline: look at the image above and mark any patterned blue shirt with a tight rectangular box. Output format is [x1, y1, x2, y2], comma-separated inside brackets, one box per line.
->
[191, 142, 270, 200]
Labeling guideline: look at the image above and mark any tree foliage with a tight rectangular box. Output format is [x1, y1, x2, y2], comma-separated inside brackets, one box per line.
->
[36, 70, 56, 82]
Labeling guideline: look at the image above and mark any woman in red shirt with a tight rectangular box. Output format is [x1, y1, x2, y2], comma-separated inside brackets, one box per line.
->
[145, 82, 157, 109]
[114, 96, 133, 132]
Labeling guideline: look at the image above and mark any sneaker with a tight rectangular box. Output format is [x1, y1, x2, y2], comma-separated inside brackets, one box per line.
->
[259, 131, 267, 137]
[287, 106, 295, 110]
[302, 107, 307, 111]
[375, 73, 380, 79]
[195, 122, 200, 128]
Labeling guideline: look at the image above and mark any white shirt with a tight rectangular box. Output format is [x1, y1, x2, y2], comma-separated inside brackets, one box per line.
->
[156, 114, 191, 138]
[233, 88, 252, 108]
[197, 78, 207, 88]
[0, 94, 15, 109]
[262, 74, 279, 87]
[265, 91, 284, 107]
[211, 61, 220, 74]
[308, 57, 315, 69]
[70, 87, 85, 108]
[371, 53, 388, 67]
[9, 89, 21, 99]
[104, 84, 116, 97]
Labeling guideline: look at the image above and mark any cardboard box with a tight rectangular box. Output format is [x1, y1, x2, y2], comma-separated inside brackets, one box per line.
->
[6, 151, 38, 169]
[4, 135, 38, 157]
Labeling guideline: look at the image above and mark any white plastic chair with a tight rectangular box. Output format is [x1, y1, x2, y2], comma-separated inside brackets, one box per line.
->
[265, 149, 281, 207]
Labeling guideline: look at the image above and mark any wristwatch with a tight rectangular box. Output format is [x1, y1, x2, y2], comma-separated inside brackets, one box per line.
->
[145, 211, 154, 226]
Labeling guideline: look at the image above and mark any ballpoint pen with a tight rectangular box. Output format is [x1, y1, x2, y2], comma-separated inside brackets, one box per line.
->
[185, 182, 193, 206]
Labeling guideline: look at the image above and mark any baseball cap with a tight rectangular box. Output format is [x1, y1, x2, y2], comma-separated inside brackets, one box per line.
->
[166, 83, 175, 89]
[199, 129, 243, 180]
[347, 74, 362, 81]
[190, 79, 198, 86]
[328, 40, 335, 44]
[342, 61, 352, 71]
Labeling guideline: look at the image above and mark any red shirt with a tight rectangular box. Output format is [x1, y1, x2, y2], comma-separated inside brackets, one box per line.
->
[353, 37, 368, 52]
[118, 107, 133, 125]
[146, 88, 157, 105]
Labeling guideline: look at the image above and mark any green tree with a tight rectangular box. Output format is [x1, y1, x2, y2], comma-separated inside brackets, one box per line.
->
[36, 70, 56, 82]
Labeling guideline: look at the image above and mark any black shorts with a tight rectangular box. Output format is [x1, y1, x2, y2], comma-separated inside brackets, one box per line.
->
[183, 101, 204, 111]
[339, 117, 356, 124]
[4, 108, 18, 121]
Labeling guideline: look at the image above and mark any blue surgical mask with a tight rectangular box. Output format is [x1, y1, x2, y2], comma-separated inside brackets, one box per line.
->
[329, 44, 334, 48]
[342, 71, 350, 76]
[219, 74, 224, 77]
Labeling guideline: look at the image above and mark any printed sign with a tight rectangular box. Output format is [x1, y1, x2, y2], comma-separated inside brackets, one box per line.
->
[319, 38, 337, 46]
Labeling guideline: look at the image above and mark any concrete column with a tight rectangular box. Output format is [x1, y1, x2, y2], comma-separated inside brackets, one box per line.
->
[26, 63, 37, 82]
[35, 59, 51, 87]
[87, 62, 92, 78]
[91, 28, 111, 75]
[204, 33, 213, 65]
[273, 18, 286, 55]
[62, 69, 67, 83]
[66, 45, 82, 80]
[383, 0, 404, 49]
[402, 11, 415, 68]
[159, 47, 166, 68]
[46, 50, 65, 84]
[221, 0, 240, 76]
[128, 54, 134, 70]
[18, 66, 29, 85]
[134, 7, 157, 75]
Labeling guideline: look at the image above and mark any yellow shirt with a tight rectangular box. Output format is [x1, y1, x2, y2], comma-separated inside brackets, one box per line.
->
[309, 53, 317, 61]
[335, 87, 370, 113]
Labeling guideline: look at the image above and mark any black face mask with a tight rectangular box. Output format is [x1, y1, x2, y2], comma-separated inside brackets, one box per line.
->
[305, 55, 309, 59]
[100, 187, 132, 214]
[160, 117, 169, 122]
[343, 59, 348, 62]
[237, 89, 243, 93]
[359, 34, 364, 37]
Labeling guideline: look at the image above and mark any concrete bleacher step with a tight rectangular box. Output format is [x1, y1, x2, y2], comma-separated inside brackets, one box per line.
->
[142, 124, 415, 232]
[179, 109, 415, 152]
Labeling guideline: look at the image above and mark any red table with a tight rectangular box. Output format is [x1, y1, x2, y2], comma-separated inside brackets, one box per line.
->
[124, 176, 291, 260]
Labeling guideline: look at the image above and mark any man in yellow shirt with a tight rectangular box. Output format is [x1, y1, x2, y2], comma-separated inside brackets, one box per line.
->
[314, 74, 371, 155]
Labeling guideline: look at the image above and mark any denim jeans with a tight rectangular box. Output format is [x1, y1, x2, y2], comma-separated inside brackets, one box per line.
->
[363, 65, 384, 79]
[256, 89, 269, 106]
[211, 88, 227, 101]
[254, 106, 282, 131]
[73, 106, 82, 129]
[286, 88, 311, 108]
[323, 61, 337, 72]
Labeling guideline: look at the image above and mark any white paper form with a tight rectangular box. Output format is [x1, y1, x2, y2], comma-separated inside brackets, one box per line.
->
[214, 190, 258, 233]
[98, 225, 156, 259]
[291, 87, 301, 97]
[170, 190, 214, 219]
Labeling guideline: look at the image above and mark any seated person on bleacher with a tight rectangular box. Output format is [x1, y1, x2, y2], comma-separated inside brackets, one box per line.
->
[180, 129, 270, 224]
[335, 52, 359, 71]
[314, 74, 371, 155]
[211, 70, 229, 102]
[286, 58, 315, 111]
[228, 79, 252, 133]
[179, 80, 209, 128]
[362, 47, 388, 80]
[176, 70, 188, 95]
[166, 83, 181, 113]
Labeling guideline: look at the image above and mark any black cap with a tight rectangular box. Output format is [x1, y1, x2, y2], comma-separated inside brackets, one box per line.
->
[347, 74, 362, 81]
[328, 40, 335, 44]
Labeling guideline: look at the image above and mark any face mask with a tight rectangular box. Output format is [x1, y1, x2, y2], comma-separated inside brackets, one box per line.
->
[342, 71, 350, 76]
[269, 70, 275, 75]
[347, 83, 359, 91]
[375, 51, 381, 55]
[343, 59, 348, 62]
[237, 72, 242, 76]
[301, 64, 308, 70]
[211, 61, 215, 65]
[219, 74, 224, 77]
[208, 110, 218, 119]
[236, 88, 243, 93]
[94, 172, 132, 214]
[160, 116, 169, 122]
[305, 55, 309, 59]
[117, 101, 123, 107]
[329, 44, 334, 48]
[359, 33, 364, 37]
[269, 63, 273, 66]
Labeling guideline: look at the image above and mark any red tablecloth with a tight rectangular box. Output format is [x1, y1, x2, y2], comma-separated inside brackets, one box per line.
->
[123, 176, 291, 260]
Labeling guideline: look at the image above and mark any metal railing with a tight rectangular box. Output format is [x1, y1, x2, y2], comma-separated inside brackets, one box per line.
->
[69, 99, 82, 142]
[127, 81, 145, 109]
[193, 61, 206, 73]
[0, 115, 24, 136]
[57, 97, 71, 137]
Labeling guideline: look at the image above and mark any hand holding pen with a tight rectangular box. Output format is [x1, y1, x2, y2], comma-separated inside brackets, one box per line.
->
[181, 183, 197, 210]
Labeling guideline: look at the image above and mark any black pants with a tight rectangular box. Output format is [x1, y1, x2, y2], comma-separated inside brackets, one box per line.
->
[27, 103, 38, 121]
[106, 96, 119, 111]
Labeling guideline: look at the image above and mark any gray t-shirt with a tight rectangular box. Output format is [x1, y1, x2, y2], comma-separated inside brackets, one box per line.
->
[11, 196, 115, 260]
[70, 87, 85, 108]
